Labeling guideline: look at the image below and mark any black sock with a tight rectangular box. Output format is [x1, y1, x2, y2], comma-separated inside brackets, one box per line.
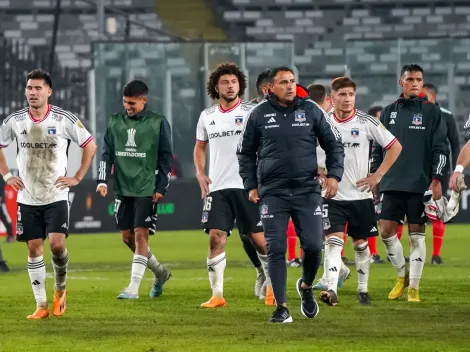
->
[302, 245, 322, 287]
[0, 246, 4, 262]
[239, 233, 262, 268]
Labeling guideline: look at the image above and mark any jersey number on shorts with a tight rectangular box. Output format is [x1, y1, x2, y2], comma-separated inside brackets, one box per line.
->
[322, 204, 328, 218]
[203, 196, 212, 212]
[17, 205, 21, 222]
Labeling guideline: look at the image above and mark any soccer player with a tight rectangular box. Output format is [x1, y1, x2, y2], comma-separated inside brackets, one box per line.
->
[371, 64, 449, 302]
[237, 66, 344, 323]
[194, 63, 273, 308]
[0, 69, 97, 319]
[97, 80, 173, 299]
[240, 69, 273, 300]
[319, 77, 402, 306]
[422, 83, 460, 265]
[249, 69, 270, 104]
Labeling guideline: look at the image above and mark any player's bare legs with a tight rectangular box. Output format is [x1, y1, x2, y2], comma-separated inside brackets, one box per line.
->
[49, 233, 68, 317]
[201, 229, 227, 308]
[121, 229, 170, 297]
[352, 238, 371, 305]
[407, 223, 426, 302]
[26, 238, 49, 319]
[380, 219, 409, 300]
[248, 231, 274, 305]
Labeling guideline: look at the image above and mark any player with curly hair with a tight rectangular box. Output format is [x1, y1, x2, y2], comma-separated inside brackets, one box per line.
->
[194, 63, 274, 308]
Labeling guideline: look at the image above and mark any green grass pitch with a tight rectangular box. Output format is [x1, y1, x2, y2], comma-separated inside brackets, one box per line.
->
[1, 225, 470, 352]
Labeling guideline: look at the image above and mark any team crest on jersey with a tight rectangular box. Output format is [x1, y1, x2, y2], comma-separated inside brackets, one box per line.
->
[351, 128, 360, 138]
[201, 212, 208, 223]
[16, 224, 23, 235]
[294, 110, 306, 122]
[261, 205, 268, 215]
[47, 127, 56, 136]
[412, 113, 422, 125]
[235, 117, 244, 126]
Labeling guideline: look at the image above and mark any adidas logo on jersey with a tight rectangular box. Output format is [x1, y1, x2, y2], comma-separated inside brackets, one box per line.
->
[390, 119, 395, 125]
[209, 121, 215, 126]
[21, 130, 27, 135]
[145, 216, 152, 222]
[257, 221, 262, 226]
[267, 117, 276, 123]
[62, 223, 68, 229]
[370, 226, 377, 232]
[314, 206, 322, 215]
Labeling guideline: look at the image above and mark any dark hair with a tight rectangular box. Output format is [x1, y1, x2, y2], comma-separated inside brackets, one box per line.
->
[268, 66, 295, 82]
[367, 105, 383, 117]
[400, 63, 424, 77]
[307, 84, 327, 104]
[206, 63, 247, 100]
[27, 69, 53, 88]
[122, 80, 149, 97]
[423, 83, 437, 94]
[255, 69, 271, 95]
[331, 76, 357, 92]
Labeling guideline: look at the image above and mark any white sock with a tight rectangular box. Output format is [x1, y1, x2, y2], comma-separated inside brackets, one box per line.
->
[28, 256, 47, 307]
[319, 241, 329, 283]
[207, 252, 226, 297]
[325, 236, 344, 293]
[52, 248, 68, 291]
[382, 234, 406, 277]
[257, 253, 271, 285]
[409, 233, 426, 289]
[354, 242, 371, 293]
[147, 248, 168, 279]
[128, 254, 148, 293]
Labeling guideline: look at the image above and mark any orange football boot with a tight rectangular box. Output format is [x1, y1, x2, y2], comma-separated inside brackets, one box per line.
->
[200, 296, 226, 308]
[27, 307, 50, 320]
[52, 289, 67, 317]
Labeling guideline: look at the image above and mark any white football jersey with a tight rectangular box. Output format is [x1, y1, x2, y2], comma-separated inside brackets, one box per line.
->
[0, 105, 93, 206]
[196, 99, 255, 193]
[317, 109, 397, 201]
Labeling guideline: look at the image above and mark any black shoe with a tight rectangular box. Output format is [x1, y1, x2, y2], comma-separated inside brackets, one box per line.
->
[296, 278, 319, 318]
[269, 305, 293, 323]
[431, 255, 443, 265]
[288, 258, 302, 268]
[319, 289, 339, 306]
[371, 254, 385, 264]
[357, 292, 371, 305]
[342, 256, 355, 265]
[0, 261, 10, 272]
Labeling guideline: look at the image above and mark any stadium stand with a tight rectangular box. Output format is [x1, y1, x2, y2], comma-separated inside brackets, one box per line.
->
[214, 0, 470, 133]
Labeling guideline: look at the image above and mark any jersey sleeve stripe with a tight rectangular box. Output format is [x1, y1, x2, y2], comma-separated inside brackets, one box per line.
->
[384, 137, 397, 150]
[0, 144, 8, 148]
[357, 111, 380, 126]
[3, 107, 28, 124]
[80, 136, 94, 148]
[51, 107, 78, 124]
[196, 139, 208, 144]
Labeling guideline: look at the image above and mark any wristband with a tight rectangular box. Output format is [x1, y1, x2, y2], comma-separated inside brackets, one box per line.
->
[455, 165, 465, 173]
[3, 172, 12, 182]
